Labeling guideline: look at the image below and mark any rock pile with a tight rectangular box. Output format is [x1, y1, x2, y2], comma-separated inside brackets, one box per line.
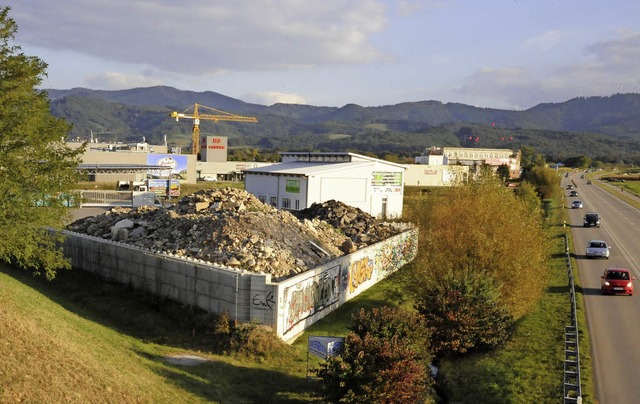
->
[67, 188, 403, 280]
[293, 200, 402, 250]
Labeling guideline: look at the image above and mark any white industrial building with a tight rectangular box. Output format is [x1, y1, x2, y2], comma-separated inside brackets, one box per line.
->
[403, 146, 523, 187]
[244, 152, 407, 219]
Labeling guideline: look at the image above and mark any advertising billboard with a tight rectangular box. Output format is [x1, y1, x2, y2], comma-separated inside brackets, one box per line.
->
[146, 154, 188, 180]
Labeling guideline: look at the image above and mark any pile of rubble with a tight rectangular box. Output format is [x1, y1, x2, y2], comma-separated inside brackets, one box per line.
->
[67, 188, 403, 280]
[293, 200, 402, 248]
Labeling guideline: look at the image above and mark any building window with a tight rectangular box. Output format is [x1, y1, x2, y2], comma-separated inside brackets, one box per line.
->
[270, 196, 277, 207]
[282, 197, 291, 209]
[294, 199, 300, 210]
[258, 195, 266, 204]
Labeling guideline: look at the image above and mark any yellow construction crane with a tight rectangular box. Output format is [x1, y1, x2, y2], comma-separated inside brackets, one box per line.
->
[170, 103, 257, 156]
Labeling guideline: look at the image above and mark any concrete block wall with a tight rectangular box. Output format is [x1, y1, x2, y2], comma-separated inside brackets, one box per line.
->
[275, 228, 418, 341]
[62, 231, 271, 324]
[61, 226, 417, 341]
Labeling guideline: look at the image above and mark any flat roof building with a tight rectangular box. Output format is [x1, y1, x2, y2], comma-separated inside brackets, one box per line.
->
[244, 152, 406, 219]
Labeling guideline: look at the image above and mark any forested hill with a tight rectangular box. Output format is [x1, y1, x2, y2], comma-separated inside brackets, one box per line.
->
[47, 86, 640, 163]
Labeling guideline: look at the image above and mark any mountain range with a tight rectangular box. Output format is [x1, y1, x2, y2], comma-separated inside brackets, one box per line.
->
[47, 86, 640, 164]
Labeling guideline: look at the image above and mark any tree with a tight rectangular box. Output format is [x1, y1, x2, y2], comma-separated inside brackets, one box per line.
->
[316, 307, 432, 403]
[514, 181, 542, 215]
[496, 164, 510, 182]
[564, 155, 592, 169]
[0, 7, 84, 279]
[415, 269, 512, 357]
[405, 178, 548, 321]
[521, 165, 559, 200]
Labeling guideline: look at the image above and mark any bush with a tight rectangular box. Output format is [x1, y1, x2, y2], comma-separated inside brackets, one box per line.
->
[415, 270, 512, 357]
[316, 307, 432, 403]
[405, 178, 548, 320]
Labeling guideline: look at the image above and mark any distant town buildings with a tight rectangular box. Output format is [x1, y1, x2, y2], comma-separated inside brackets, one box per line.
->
[407, 146, 521, 185]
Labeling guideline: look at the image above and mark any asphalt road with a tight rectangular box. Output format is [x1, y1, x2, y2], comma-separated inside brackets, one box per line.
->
[566, 174, 640, 403]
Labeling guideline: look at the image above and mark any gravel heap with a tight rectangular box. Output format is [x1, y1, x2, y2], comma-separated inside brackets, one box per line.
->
[67, 188, 403, 280]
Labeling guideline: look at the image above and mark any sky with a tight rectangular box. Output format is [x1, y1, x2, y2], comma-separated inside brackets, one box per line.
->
[7, 0, 640, 110]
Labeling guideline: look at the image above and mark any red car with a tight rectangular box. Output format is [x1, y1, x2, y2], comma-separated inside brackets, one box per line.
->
[601, 268, 635, 296]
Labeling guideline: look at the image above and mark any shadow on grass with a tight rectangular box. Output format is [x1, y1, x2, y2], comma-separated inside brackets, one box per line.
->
[2, 265, 324, 402]
[134, 350, 320, 403]
[2, 265, 238, 352]
[546, 285, 570, 294]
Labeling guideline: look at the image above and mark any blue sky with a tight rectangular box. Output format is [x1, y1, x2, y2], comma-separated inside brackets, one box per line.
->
[8, 0, 640, 109]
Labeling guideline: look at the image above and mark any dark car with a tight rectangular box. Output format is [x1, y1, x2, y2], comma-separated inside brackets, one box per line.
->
[569, 190, 578, 197]
[587, 180, 592, 185]
[601, 268, 635, 295]
[583, 212, 601, 227]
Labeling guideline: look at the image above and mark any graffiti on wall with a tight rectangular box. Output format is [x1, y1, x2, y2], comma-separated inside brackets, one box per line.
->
[348, 257, 374, 294]
[374, 231, 418, 274]
[283, 265, 340, 333]
[252, 291, 275, 309]
[346, 230, 418, 295]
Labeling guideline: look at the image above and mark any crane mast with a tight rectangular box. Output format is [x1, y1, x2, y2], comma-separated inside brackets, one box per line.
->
[170, 103, 257, 156]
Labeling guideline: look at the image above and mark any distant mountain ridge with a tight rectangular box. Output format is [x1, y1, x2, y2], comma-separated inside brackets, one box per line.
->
[47, 86, 640, 163]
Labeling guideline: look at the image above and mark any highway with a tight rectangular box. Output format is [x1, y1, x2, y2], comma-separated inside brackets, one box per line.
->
[566, 174, 640, 403]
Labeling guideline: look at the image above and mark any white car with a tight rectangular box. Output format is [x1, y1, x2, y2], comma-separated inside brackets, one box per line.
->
[571, 200, 583, 209]
[586, 240, 610, 259]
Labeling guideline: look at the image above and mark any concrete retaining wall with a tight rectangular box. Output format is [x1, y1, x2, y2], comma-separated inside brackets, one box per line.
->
[62, 227, 417, 342]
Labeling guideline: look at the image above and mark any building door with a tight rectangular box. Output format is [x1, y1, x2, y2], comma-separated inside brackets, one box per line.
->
[381, 197, 388, 220]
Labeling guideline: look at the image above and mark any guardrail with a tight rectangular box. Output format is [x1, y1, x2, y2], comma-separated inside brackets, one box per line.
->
[563, 234, 582, 403]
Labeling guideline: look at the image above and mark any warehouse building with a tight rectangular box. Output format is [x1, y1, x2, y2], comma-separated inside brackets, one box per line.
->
[244, 152, 407, 219]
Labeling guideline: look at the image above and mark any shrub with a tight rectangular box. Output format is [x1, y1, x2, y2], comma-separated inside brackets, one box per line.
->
[415, 270, 512, 357]
[316, 307, 432, 403]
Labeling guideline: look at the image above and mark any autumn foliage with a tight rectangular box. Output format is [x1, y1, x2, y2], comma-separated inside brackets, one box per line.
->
[316, 307, 432, 403]
[415, 269, 512, 356]
[406, 178, 548, 322]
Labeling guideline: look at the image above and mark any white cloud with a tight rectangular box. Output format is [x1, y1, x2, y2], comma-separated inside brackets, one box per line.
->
[85, 71, 164, 90]
[586, 28, 640, 67]
[456, 29, 640, 109]
[243, 91, 307, 106]
[523, 30, 570, 51]
[12, 0, 390, 76]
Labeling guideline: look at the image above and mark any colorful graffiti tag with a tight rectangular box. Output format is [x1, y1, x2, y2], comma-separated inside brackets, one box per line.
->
[346, 230, 418, 295]
[348, 257, 374, 294]
[283, 266, 340, 333]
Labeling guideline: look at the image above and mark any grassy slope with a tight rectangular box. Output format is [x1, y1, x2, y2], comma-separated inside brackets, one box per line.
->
[0, 270, 196, 403]
[0, 267, 317, 403]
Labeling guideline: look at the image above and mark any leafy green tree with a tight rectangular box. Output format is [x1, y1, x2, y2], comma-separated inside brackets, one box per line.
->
[316, 307, 431, 403]
[521, 165, 559, 199]
[0, 7, 84, 279]
[415, 269, 512, 356]
[496, 164, 510, 182]
[564, 155, 592, 168]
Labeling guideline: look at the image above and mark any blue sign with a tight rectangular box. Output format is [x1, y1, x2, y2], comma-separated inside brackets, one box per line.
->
[308, 336, 345, 359]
